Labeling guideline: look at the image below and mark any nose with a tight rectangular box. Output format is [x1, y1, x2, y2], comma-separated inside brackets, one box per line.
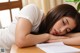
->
[59, 26, 68, 33]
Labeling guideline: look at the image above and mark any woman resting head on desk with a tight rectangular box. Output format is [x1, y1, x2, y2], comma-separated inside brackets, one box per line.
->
[15, 4, 80, 48]
[1, 4, 80, 50]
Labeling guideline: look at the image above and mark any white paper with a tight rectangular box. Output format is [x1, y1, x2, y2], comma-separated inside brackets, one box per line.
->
[36, 42, 80, 53]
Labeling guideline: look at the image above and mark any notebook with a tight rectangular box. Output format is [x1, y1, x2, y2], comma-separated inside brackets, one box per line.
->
[36, 42, 80, 53]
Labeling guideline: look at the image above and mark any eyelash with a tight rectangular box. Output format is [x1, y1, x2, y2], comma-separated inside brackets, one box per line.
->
[62, 20, 68, 33]
[66, 29, 68, 33]
[62, 19, 66, 25]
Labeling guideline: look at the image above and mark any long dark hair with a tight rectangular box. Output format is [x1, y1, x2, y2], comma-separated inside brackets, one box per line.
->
[38, 4, 80, 34]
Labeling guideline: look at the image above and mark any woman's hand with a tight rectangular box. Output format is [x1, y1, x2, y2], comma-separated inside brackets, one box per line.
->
[49, 35, 69, 40]
[47, 33, 80, 45]
[47, 35, 69, 43]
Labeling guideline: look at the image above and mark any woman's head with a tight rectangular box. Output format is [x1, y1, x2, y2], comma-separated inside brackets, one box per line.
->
[50, 16, 76, 35]
[38, 4, 80, 35]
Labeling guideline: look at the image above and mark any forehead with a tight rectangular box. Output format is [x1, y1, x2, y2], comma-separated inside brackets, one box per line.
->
[63, 17, 75, 23]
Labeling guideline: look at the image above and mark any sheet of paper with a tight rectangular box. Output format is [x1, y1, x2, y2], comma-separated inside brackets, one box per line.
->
[36, 42, 80, 53]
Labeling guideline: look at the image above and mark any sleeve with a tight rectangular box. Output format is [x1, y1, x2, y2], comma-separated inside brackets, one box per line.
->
[16, 4, 41, 25]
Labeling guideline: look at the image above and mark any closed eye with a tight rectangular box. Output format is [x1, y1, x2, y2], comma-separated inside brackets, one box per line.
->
[66, 28, 71, 33]
[62, 19, 66, 25]
[62, 19, 71, 33]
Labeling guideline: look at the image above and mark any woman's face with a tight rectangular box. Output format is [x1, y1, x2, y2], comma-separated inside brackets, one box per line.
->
[50, 17, 76, 35]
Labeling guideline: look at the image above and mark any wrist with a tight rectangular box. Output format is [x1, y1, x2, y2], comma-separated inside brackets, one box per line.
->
[45, 33, 50, 42]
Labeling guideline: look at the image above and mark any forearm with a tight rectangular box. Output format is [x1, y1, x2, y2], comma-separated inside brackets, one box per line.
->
[61, 32, 80, 45]
[16, 33, 50, 47]
[47, 35, 69, 43]
[59, 36, 80, 45]
[15, 18, 50, 47]
[47, 34, 80, 45]
[25, 34, 50, 46]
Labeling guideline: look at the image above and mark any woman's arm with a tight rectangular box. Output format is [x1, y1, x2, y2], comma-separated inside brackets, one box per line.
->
[47, 33, 80, 45]
[59, 33, 80, 45]
[15, 18, 50, 48]
[59, 36, 80, 45]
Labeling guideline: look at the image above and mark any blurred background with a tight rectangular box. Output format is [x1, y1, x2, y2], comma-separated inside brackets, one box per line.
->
[0, 0, 79, 28]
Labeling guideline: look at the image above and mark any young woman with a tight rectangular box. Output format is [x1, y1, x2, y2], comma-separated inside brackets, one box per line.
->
[15, 4, 80, 47]
[0, 4, 80, 51]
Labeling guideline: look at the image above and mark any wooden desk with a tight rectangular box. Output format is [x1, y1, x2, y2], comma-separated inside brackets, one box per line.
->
[10, 45, 80, 53]
[10, 45, 45, 53]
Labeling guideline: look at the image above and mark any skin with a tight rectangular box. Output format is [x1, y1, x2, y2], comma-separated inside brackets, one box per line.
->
[16, 17, 80, 48]
[15, 18, 67, 48]
[50, 17, 76, 35]
[47, 33, 80, 45]
[15, 18, 51, 47]
[15, 4, 80, 47]
[48, 17, 80, 45]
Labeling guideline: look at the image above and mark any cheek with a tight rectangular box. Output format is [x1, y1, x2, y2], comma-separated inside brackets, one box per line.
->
[50, 22, 63, 34]
[53, 22, 63, 29]
[71, 23, 76, 30]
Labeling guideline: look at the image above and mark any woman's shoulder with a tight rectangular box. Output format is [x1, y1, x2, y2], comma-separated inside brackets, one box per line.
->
[23, 4, 38, 9]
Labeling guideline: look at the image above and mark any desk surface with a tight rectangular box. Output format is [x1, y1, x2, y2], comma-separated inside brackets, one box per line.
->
[10, 45, 45, 53]
[10, 45, 80, 53]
